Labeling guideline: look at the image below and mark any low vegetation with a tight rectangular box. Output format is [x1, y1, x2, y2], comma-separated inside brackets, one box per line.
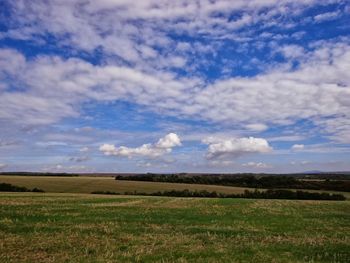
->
[0, 183, 44, 193]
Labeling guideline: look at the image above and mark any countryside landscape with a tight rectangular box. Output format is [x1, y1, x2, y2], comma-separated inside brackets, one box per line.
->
[1, 173, 349, 262]
[1, 0, 350, 262]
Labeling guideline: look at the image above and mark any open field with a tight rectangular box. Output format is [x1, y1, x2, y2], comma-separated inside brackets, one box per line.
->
[0, 192, 349, 262]
[0, 175, 252, 195]
[1, 175, 349, 199]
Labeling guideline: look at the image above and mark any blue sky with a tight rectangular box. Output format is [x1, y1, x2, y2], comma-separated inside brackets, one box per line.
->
[0, 0, 350, 173]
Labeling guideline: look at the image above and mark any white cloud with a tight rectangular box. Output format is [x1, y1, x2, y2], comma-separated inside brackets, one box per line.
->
[0, 163, 7, 170]
[278, 44, 305, 59]
[291, 144, 305, 151]
[0, 50, 201, 125]
[55, 164, 63, 170]
[205, 137, 272, 159]
[42, 164, 89, 172]
[99, 133, 181, 158]
[79, 147, 89, 152]
[0, 48, 26, 76]
[290, 160, 311, 165]
[268, 135, 306, 142]
[1, 0, 341, 74]
[36, 141, 68, 147]
[0, 1, 348, 173]
[208, 160, 235, 167]
[314, 11, 340, 22]
[155, 133, 182, 148]
[137, 162, 152, 168]
[242, 162, 272, 169]
[245, 123, 268, 132]
[1, 41, 350, 143]
[0, 93, 78, 125]
[291, 143, 350, 154]
[192, 43, 350, 142]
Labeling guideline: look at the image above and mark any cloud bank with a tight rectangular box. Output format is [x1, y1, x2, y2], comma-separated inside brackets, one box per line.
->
[0, 0, 349, 172]
[0, 42, 349, 143]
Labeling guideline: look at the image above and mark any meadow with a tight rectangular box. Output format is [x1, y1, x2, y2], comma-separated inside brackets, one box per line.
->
[0, 176, 349, 262]
[0, 192, 349, 262]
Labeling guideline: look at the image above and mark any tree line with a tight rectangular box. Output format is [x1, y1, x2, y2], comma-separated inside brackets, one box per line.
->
[92, 189, 346, 200]
[115, 174, 350, 192]
[0, 183, 44, 192]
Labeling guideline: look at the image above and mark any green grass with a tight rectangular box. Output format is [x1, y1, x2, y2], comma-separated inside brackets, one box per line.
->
[0, 192, 349, 262]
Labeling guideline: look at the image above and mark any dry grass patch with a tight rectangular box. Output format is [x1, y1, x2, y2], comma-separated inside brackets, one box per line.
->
[1, 193, 349, 262]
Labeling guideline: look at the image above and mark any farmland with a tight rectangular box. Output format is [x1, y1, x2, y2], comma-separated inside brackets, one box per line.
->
[1, 175, 349, 198]
[0, 175, 251, 195]
[0, 175, 349, 262]
[0, 192, 349, 262]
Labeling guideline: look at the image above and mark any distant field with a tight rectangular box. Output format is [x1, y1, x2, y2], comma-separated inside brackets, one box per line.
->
[0, 175, 251, 194]
[0, 192, 349, 262]
[1, 175, 350, 200]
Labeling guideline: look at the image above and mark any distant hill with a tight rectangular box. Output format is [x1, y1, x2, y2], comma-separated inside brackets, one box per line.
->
[1, 171, 350, 180]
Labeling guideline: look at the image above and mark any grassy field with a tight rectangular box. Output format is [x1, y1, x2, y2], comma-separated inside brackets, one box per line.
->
[0, 192, 349, 262]
[1, 176, 350, 198]
[0, 175, 252, 195]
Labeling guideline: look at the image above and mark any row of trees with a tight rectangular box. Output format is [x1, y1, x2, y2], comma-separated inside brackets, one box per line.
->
[0, 172, 79, 177]
[0, 183, 44, 192]
[92, 189, 346, 200]
[115, 174, 350, 192]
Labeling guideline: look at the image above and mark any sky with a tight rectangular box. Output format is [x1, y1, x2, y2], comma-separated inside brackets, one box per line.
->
[0, 0, 349, 173]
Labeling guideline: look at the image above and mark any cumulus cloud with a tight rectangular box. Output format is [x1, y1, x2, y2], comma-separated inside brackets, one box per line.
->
[205, 137, 272, 159]
[0, 163, 7, 170]
[155, 133, 182, 148]
[99, 133, 181, 158]
[291, 144, 305, 151]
